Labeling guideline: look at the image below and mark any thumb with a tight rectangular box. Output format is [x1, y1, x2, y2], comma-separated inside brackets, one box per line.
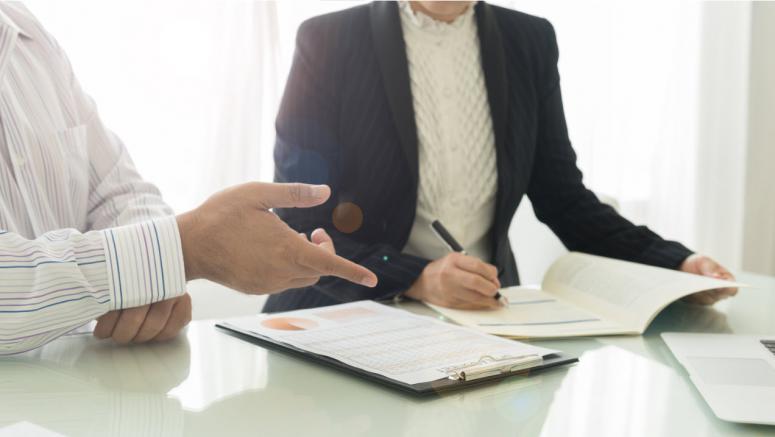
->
[698, 257, 720, 277]
[310, 228, 332, 245]
[252, 183, 331, 209]
[311, 228, 335, 254]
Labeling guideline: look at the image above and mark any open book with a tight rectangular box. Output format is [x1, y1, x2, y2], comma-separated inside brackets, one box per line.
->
[428, 252, 742, 338]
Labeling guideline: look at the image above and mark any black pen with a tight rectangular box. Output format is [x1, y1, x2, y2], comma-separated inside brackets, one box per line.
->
[429, 219, 505, 303]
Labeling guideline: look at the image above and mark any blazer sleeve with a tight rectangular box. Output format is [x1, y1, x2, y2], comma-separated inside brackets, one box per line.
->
[273, 20, 430, 302]
[526, 19, 693, 269]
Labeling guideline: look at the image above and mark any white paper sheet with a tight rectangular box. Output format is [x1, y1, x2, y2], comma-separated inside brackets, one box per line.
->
[542, 253, 742, 331]
[223, 301, 557, 385]
[428, 288, 625, 338]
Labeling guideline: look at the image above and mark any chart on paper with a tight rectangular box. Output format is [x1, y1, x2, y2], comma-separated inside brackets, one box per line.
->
[227, 301, 558, 385]
[429, 288, 625, 338]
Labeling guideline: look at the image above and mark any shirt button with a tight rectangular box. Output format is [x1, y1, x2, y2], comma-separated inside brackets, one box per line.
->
[443, 87, 454, 98]
[13, 154, 26, 167]
[436, 40, 445, 48]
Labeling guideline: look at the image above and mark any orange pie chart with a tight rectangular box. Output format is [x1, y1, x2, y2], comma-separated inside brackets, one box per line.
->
[261, 317, 319, 331]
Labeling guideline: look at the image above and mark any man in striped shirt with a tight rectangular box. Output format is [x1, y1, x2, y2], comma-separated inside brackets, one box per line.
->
[0, 3, 377, 355]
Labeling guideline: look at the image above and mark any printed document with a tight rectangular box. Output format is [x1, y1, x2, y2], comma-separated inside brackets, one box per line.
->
[221, 301, 557, 385]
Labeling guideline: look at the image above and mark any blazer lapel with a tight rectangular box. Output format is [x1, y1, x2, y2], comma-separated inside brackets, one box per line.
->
[475, 2, 515, 253]
[370, 1, 419, 188]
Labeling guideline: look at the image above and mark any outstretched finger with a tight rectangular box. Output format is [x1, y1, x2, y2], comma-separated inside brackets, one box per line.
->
[251, 182, 331, 210]
[295, 241, 377, 288]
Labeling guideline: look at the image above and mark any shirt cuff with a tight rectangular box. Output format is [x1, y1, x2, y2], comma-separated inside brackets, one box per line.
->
[100, 216, 187, 310]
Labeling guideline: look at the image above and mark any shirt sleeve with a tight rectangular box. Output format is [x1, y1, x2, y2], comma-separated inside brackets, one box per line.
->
[0, 216, 186, 356]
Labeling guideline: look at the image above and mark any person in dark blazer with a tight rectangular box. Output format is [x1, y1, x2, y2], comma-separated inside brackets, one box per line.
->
[265, 1, 736, 313]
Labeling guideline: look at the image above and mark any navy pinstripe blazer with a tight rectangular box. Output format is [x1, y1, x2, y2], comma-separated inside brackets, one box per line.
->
[265, 1, 692, 312]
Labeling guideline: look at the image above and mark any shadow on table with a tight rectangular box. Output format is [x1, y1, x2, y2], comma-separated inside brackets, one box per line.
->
[646, 301, 732, 335]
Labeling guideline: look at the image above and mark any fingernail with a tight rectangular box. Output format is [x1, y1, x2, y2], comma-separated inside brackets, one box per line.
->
[310, 185, 329, 200]
[361, 276, 377, 288]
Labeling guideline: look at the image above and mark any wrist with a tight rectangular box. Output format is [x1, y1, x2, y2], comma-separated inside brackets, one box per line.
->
[404, 269, 429, 301]
[679, 253, 700, 271]
[176, 211, 204, 281]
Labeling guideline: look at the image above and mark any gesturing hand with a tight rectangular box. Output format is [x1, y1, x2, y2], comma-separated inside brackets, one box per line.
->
[680, 254, 738, 305]
[405, 252, 503, 310]
[176, 182, 378, 295]
[94, 293, 192, 344]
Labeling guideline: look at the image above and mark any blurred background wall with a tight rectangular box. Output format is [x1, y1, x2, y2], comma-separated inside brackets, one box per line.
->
[22, 0, 774, 315]
[742, 2, 775, 277]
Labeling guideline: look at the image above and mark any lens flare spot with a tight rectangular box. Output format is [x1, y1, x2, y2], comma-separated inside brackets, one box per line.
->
[332, 202, 363, 234]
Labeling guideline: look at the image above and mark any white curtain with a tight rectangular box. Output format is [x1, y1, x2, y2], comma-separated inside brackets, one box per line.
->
[24, 0, 764, 274]
[743, 2, 775, 275]
[24, 0, 355, 213]
[500, 1, 755, 276]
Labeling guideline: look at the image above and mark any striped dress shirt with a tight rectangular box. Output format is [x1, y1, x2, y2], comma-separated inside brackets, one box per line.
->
[0, 3, 186, 355]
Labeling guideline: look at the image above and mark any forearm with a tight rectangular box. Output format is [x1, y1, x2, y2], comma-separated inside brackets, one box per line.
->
[0, 216, 186, 355]
[532, 189, 693, 268]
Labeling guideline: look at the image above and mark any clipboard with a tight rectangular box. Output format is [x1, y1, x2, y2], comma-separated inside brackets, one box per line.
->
[216, 321, 577, 397]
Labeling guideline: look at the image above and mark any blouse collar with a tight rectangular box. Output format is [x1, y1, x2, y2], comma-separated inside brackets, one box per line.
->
[398, 1, 476, 35]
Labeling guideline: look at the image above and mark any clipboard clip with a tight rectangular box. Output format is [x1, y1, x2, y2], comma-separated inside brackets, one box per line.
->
[441, 354, 543, 381]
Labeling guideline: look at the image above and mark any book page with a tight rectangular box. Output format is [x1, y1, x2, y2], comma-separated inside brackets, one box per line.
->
[542, 252, 741, 332]
[222, 301, 557, 385]
[428, 287, 626, 338]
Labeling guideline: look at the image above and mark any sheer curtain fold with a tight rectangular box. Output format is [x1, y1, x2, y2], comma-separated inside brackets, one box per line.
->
[203, 0, 282, 192]
[25, 0, 291, 213]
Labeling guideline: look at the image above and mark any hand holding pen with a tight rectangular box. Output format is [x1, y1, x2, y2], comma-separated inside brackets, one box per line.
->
[403, 220, 508, 310]
[430, 220, 507, 305]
